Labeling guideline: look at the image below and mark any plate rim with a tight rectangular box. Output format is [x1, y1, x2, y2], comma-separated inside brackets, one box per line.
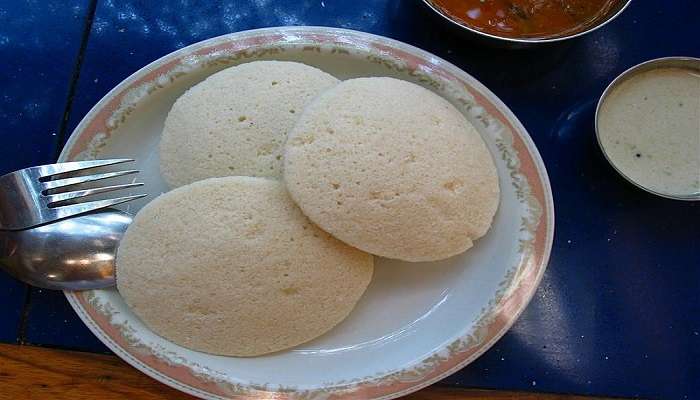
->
[62, 26, 555, 400]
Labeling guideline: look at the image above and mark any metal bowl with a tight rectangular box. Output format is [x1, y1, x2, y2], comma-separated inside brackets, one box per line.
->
[421, 0, 633, 47]
[595, 56, 700, 201]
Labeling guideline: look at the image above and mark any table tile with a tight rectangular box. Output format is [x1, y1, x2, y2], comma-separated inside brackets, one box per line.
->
[61, 0, 422, 140]
[23, 0, 700, 398]
[0, 270, 25, 343]
[0, 0, 91, 343]
[23, 288, 109, 352]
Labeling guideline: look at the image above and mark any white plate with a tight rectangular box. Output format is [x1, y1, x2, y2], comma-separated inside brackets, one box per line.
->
[61, 27, 554, 400]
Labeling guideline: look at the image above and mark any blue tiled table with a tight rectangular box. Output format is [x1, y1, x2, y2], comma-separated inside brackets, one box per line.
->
[1, 1, 698, 399]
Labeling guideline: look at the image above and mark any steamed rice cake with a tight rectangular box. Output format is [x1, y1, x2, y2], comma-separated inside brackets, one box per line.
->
[283, 77, 500, 262]
[159, 61, 339, 188]
[116, 176, 374, 356]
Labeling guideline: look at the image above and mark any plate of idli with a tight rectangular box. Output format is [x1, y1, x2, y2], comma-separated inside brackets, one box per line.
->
[61, 27, 553, 399]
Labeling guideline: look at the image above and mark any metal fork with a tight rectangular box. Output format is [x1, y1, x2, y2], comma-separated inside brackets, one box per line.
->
[0, 159, 146, 230]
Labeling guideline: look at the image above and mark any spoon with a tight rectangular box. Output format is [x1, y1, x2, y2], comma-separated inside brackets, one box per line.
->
[0, 209, 130, 290]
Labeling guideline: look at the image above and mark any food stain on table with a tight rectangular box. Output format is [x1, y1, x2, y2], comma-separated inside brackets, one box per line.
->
[431, 0, 621, 38]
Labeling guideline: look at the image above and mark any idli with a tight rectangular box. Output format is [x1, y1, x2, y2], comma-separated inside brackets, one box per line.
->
[283, 77, 500, 262]
[160, 61, 339, 188]
[116, 176, 373, 356]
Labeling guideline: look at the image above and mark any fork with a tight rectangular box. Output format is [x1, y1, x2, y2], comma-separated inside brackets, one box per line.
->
[0, 159, 146, 230]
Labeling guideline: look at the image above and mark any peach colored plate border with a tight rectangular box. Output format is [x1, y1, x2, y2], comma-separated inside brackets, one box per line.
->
[62, 27, 554, 400]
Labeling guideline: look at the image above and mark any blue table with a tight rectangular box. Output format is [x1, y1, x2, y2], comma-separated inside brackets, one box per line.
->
[1, 1, 698, 399]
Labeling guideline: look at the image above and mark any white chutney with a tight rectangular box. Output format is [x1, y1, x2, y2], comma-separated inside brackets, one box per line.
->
[598, 66, 700, 199]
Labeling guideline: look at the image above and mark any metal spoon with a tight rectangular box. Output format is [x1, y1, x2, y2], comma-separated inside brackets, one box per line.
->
[0, 209, 130, 290]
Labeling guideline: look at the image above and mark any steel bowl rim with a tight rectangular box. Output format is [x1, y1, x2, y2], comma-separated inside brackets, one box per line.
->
[594, 56, 700, 201]
[421, 0, 633, 44]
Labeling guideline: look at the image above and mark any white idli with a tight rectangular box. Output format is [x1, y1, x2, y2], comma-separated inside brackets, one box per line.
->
[160, 61, 339, 188]
[283, 77, 500, 262]
[116, 176, 373, 356]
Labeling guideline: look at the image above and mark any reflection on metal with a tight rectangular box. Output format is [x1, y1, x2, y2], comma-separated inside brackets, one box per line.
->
[0, 209, 131, 290]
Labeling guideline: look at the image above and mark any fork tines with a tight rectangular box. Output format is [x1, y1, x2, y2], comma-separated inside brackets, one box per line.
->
[35, 159, 135, 179]
[38, 159, 146, 211]
[0, 159, 148, 230]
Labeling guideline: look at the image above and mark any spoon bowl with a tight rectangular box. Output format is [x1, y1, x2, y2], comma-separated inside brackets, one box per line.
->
[0, 209, 130, 290]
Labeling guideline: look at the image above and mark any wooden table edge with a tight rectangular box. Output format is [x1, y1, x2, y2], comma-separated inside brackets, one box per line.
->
[0, 343, 625, 399]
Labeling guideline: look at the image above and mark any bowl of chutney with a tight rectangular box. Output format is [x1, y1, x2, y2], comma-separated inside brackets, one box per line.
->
[422, 0, 632, 45]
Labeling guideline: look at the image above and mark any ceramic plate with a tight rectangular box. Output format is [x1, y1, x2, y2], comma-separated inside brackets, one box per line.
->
[62, 27, 553, 400]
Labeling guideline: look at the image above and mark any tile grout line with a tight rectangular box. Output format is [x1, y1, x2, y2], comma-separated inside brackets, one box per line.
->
[52, 0, 99, 161]
[16, 0, 99, 345]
